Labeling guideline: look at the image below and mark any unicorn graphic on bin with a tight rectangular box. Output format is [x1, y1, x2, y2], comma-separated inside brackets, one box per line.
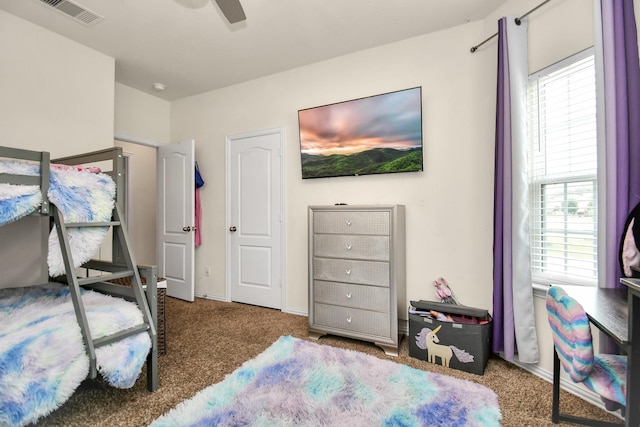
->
[415, 325, 474, 367]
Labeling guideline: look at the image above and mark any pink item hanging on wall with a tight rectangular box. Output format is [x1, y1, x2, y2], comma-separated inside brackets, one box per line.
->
[195, 188, 202, 246]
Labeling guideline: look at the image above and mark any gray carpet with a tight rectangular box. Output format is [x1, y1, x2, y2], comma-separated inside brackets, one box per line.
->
[36, 297, 622, 426]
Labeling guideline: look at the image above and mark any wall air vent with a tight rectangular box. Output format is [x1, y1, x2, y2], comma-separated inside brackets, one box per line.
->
[37, 0, 104, 26]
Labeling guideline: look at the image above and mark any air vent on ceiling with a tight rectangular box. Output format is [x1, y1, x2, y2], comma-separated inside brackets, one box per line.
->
[37, 0, 104, 26]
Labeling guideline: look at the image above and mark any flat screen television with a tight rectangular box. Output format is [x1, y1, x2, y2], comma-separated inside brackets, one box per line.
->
[298, 87, 423, 179]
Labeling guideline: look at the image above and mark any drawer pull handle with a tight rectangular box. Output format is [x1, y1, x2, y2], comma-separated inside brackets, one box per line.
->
[346, 269, 351, 275]
[346, 220, 352, 226]
[346, 293, 352, 299]
[346, 244, 352, 250]
[346, 317, 352, 323]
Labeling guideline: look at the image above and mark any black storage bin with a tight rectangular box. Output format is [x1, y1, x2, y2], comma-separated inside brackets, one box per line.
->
[408, 300, 492, 375]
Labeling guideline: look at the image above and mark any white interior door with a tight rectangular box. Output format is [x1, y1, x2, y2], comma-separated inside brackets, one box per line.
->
[158, 140, 195, 301]
[227, 128, 284, 309]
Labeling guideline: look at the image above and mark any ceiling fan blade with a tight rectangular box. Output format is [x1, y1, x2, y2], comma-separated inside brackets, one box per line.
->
[213, 0, 246, 23]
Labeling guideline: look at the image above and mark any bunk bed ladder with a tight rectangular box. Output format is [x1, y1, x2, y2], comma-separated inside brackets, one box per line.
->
[51, 203, 158, 391]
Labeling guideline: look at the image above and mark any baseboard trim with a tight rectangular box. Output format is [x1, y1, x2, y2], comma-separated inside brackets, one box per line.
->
[194, 292, 226, 302]
[194, 292, 307, 317]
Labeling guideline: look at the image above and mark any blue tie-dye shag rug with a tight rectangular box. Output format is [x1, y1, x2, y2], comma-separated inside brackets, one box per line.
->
[150, 336, 502, 427]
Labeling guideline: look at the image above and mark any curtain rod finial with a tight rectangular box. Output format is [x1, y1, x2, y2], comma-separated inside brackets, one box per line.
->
[470, 46, 477, 53]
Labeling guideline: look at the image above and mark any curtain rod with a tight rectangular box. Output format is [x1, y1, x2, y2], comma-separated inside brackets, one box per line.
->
[470, 0, 553, 53]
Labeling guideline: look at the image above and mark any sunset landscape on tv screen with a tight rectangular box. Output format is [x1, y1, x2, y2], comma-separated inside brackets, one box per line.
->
[298, 87, 423, 179]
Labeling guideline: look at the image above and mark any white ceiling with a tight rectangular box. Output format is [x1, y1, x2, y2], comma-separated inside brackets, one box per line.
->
[0, 0, 507, 101]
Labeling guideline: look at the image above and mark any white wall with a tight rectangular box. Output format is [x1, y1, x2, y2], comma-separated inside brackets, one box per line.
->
[0, 9, 114, 156]
[169, 0, 595, 379]
[0, 0, 608, 389]
[114, 140, 158, 266]
[115, 83, 171, 145]
[171, 21, 498, 313]
[0, 9, 115, 287]
[114, 83, 171, 266]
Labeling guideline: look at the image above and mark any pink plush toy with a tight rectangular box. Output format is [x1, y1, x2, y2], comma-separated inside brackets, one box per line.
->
[433, 277, 459, 304]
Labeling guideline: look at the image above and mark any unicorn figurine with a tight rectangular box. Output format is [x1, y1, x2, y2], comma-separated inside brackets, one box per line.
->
[415, 326, 474, 367]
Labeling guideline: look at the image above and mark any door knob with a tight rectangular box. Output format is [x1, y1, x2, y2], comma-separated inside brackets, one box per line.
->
[230, 226, 237, 232]
[183, 226, 191, 232]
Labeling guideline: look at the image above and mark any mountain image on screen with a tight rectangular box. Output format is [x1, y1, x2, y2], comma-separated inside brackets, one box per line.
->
[298, 87, 424, 179]
[301, 147, 422, 178]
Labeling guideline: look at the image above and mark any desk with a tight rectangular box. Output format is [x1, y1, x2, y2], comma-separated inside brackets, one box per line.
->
[561, 283, 638, 427]
[620, 278, 640, 427]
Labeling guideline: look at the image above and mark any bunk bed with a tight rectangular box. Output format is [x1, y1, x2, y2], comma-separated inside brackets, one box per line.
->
[0, 145, 158, 427]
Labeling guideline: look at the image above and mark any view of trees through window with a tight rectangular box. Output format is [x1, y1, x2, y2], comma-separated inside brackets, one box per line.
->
[527, 50, 598, 283]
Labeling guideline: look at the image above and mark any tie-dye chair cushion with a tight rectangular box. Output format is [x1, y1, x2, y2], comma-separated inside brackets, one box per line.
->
[546, 286, 595, 382]
[584, 354, 627, 407]
[546, 286, 626, 406]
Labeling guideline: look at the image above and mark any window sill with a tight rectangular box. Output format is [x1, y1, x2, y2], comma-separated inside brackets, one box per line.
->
[532, 283, 550, 299]
[532, 281, 597, 299]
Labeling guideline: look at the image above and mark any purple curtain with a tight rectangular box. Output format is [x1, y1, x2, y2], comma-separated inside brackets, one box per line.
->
[602, 0, 640, 290]
[492, 17, 509, 356]
[492, 17, 539, 363]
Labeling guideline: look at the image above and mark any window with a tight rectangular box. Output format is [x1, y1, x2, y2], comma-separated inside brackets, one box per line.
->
[527, 50, 598, 285]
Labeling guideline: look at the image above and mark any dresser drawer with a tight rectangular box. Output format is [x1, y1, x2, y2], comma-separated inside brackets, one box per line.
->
[313, 258, 390, 287]
[313, 234, 389, 261]
[308, 205, 405, 356]
[313, 280, 390, 312]
[313, 210, 390, 235]
[314, 303, 391, 337]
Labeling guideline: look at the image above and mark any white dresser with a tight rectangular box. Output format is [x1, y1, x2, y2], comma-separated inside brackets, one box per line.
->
[308, 204, 406, 356]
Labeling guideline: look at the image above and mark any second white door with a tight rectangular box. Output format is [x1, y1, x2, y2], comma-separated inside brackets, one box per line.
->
[158, 140, 195, 302]
[227, 128, 284, 309]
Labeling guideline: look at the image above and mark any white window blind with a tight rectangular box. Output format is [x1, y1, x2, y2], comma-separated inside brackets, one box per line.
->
[527, 51, 598, 285]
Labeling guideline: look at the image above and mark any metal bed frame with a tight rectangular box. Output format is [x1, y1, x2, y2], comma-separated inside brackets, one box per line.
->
[0, 145, 158, 392]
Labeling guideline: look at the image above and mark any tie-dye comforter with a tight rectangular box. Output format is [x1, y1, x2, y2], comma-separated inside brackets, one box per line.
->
[0, 285, 152, 427]
[0, 159, 116, 277]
